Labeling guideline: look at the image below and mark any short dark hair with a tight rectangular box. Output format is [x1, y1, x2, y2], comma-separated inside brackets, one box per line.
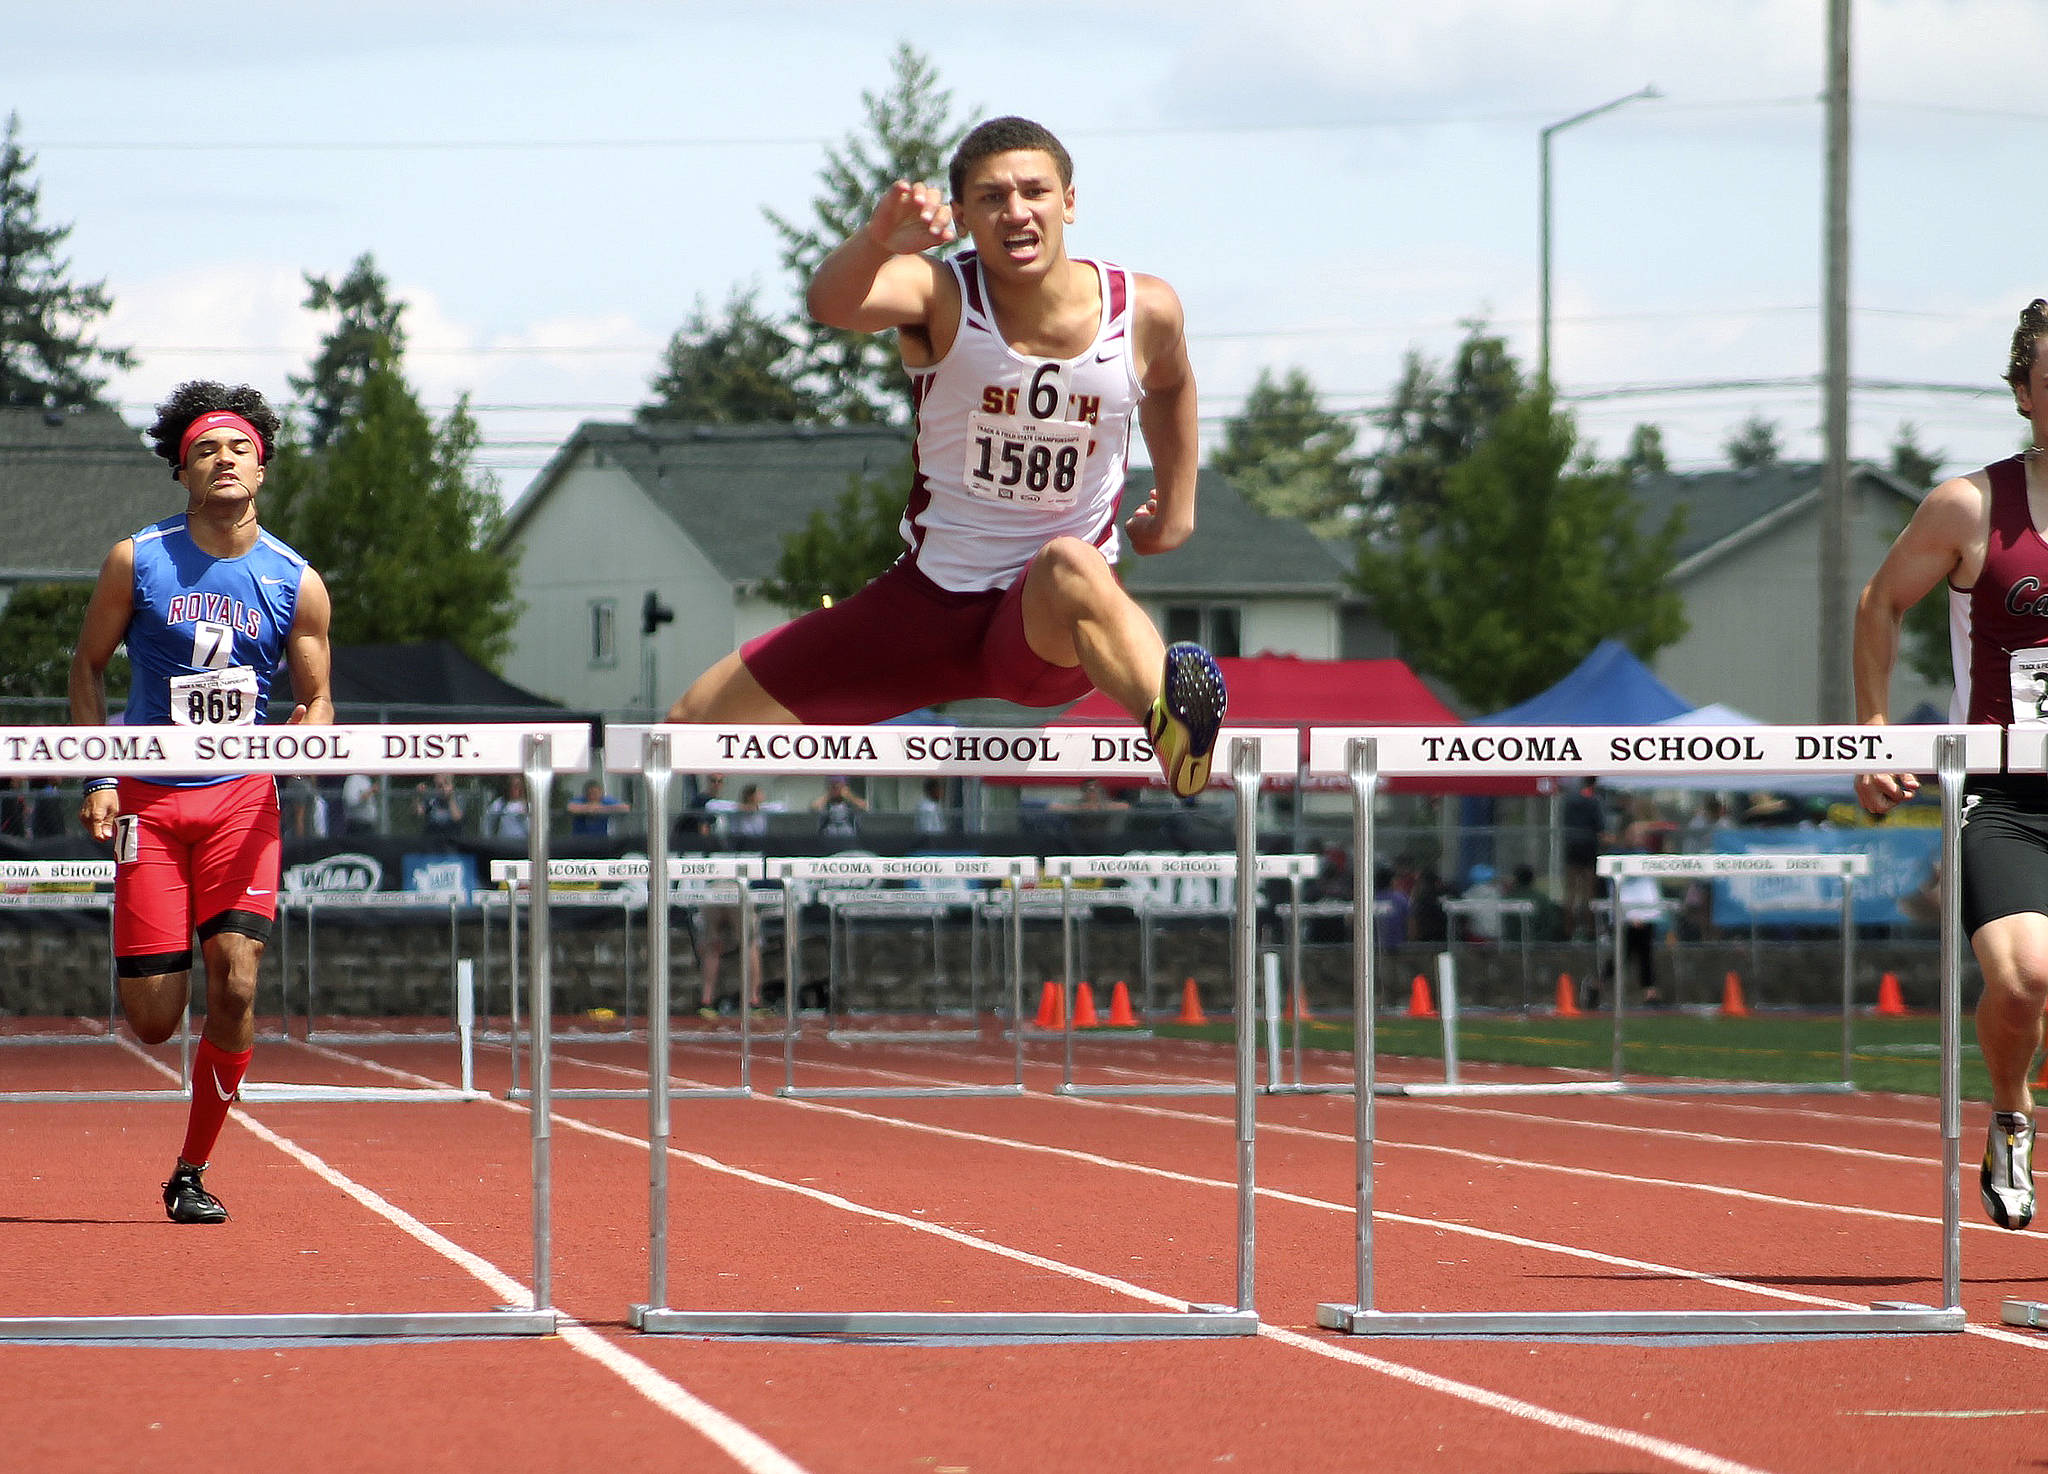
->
[2006, 299, 2048, 415]
[145, 381, 281, 479]
[948, 116, 1073, 201]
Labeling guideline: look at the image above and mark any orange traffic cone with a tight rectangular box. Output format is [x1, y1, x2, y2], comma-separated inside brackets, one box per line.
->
[1555, 973, 1583, 1018]
[1407, 974, 1438, 1019]
[1285, 978, 1315, 1022]
[1720, 970, 1751, 1018]
[1874, 971, 1908, 1017]
[1106, 981, 1140, 1028]
[1073, 981, 1100, 1028]
[1174, 977, 1207, 1025]
[1033, 981, 1064, 1030]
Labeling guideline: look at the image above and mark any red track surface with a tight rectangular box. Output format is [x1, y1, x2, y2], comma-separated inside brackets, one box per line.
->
[5, 1016, 2046, 1473]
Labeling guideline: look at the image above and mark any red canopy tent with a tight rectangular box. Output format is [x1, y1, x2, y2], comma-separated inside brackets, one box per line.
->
[1049, 653, 1545, 795]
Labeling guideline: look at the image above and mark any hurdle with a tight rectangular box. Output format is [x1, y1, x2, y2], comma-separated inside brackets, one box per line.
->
[1991, 728, 2048, 1336]
[767, 853, 1035, 1100]
[613, 723, 1292, 1337]
[1308, 723, 1996, 1338]
[284, 887, 466, 1042]
[0, 859, 202, 1103]
[0, 722, 588, 1341]
[1042, 852, 1325, 1098]
[494, 855, 765, 1101]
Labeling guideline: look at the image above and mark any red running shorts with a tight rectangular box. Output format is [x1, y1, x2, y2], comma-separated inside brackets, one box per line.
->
[113, 773, 281, 976]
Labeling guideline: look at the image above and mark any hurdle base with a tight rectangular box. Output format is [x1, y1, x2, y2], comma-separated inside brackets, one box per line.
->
[2001, 1298, 2048, 1329]
[1055, 1082, 1235, 1098]
[0, 1309, 558, 1341]
[238, 1084, 486, 1104]
[1379, 1080, 1861, 1099]
[775, 1085, 1026, 1100]
[507, 1086, 750, 1102]
[1314, 1303, 1964, 1337]
[628, 1305, 1258, 1338]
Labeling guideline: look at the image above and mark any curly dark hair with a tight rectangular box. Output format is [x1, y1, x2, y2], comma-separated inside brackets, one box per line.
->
[948, 116, 1073, 202]
[145, 381, 281, 479]
[2006, 299, 2048, 417]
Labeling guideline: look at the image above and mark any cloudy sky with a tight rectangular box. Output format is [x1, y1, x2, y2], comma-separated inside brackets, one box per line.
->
[11, 0, 2044, 501]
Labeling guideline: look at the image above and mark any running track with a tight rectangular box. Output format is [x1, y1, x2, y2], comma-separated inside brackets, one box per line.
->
[4, 1020, 2044, 1473]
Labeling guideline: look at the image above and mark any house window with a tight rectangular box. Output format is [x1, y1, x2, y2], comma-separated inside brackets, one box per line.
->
[1163, 604, 1241, 658]
[589, 599, 617, 667]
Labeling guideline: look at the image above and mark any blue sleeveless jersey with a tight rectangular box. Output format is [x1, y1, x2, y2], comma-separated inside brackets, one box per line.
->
[124, 515, 307, 787]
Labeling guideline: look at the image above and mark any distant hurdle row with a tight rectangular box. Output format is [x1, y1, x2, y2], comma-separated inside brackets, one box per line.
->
[0, 722, 593, 1342]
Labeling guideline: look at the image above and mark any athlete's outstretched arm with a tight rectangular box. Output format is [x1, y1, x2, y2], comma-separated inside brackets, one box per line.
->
[283, 567, 335, 726]
[69, 540, 136, 840]
[1127, 276, 1198, 557]
[1852, 473, 1981, 813]
[807, 181, 950, 333]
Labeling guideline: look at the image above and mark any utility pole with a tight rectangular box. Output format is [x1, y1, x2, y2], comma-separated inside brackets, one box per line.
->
[1819, 0, 1853, 721]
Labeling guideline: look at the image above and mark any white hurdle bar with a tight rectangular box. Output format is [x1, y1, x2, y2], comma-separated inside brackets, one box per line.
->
[1306, 723, 1999, 1338]
[0, 722, 591, 1341]
[1040, 853, 1324, 1098]
[491, 855, 766, 1101]
[767, 853, 1037, 1100]
[611, 723, 1296, 1338]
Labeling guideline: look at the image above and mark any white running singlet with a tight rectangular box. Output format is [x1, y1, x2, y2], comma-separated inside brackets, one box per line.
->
[903, 252, 1144, 593]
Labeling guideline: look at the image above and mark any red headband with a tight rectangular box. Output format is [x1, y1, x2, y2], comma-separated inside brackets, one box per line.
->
[178, 411, 265, 465]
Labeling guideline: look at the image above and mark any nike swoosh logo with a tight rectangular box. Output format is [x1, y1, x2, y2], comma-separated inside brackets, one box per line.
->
[212, 1072, 237, 1102]
[1095, 350, 1117, 362]
[259, 576, 291, 586]
[245, 888, 271, 896]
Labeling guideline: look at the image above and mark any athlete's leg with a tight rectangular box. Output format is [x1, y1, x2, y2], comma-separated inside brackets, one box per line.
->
[1017, 537, 1162, 716]
[668, 650, 797, 724]
[118, 971, 194, 1045]
[1971, 914, 2048, 1114]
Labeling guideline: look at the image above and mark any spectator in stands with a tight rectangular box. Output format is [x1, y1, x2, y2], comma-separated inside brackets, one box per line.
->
[813, 777, 868, 840]
[915, 778, 949, 837]
[732, 783, 780, 843]
[1370, 862, 1408, 948]
[485, 774, 530, 840]
[0, 779, 26, 837]
[414, 774, 464, 841]
[1562, 777, 1608, 940]
[1053, 777, 1128, 843]
[1458, 863, 1505, 942]
[1409, 867, 1448, 945]
[283, 775, 327, 838]
[568, 779, 630, 837]
[341, 773, 379, 836]
[1503, 863, 1564, 942]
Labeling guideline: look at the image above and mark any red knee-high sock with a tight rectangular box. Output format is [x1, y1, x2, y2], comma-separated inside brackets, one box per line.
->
[180, 1038, 253, 1168]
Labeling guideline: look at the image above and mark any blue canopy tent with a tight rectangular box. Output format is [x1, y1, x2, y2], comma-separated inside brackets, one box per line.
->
[1475, 639, 1694, 726]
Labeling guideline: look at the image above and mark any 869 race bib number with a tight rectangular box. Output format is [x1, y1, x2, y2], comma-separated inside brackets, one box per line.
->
[168, 666, 259, 726]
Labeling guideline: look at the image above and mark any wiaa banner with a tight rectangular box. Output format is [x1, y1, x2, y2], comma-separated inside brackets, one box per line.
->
[1706, 830, 1940, 928]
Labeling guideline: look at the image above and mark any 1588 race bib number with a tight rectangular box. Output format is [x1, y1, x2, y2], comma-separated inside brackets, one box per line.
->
[964, 413, 1087, 509]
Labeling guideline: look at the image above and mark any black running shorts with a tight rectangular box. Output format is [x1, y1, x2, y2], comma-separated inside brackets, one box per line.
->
[1960, 776, 2048, 934]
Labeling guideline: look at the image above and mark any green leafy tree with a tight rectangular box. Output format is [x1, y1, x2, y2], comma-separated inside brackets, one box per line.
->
[763, 42, 967, 424]
[1889, 421, 1953, 688]
[0, 113, 135, 408]
[1723, 414, 1783, 470]
[265, 291, 519, 667]
[289, 253, 405, 452]
[0, 584, 126, 701]
[757, 459, 910, 611]
[1369, 322, 1523, 528]
[1622, 423, 1669, 477]
[1357, 386, 1686, 711]
[639, 287, 824, 425]
[1209, 367, 1364, 538]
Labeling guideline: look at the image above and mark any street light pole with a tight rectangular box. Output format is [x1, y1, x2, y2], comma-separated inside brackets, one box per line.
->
[1539, 85, 1661, 387]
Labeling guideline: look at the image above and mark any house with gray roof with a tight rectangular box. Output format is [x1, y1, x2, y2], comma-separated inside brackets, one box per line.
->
[0, 404, 177, 610]
[1630, 460, 1946, 722]
[491, 420, 1358, 719]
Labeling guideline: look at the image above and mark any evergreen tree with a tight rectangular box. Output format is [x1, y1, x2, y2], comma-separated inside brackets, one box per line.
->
[1356, 384, 1685, 712]
[757, 459, 910, 612]
[0, 113, 135, 408]
[289, 253, 405, 452]
[1209, 367, 1363, 538]
[0, 583, 126, 701]
[266, 309, 518, 667]
[1369, 322, 1523, 528]
[763, 42, 967, 423]
[1889, 421, 1953, 688]
[1622, 423, 1669, 477]
[1723, 413, 1783, 470]
[639, 287, 823, 424]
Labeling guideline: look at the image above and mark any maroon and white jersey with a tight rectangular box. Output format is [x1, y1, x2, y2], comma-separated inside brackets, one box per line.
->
[902, 251, 1144, 593]
[1952, 456, 2048, 724]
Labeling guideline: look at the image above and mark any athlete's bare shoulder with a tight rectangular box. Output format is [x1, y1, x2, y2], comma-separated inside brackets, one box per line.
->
[899, 255, 963, 369]
[1129, 273, 1187, 384]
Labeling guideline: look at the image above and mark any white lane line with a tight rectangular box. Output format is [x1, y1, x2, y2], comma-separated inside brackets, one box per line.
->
[327, 1044, 1784, 1474]
[1840, 1408, 2047, 1418]
[115, 1038, 813, 1474]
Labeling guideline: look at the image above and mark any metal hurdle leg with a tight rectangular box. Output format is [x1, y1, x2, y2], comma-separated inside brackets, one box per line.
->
[1315, 729, 1966, 1337]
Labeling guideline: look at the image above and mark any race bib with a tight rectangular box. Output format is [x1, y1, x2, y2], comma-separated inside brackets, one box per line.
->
[113, 815, 139, 865]
[963, 411, 1089, 510]
[2012, 649, 2048, 725]
[169, 665, 259, 727]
